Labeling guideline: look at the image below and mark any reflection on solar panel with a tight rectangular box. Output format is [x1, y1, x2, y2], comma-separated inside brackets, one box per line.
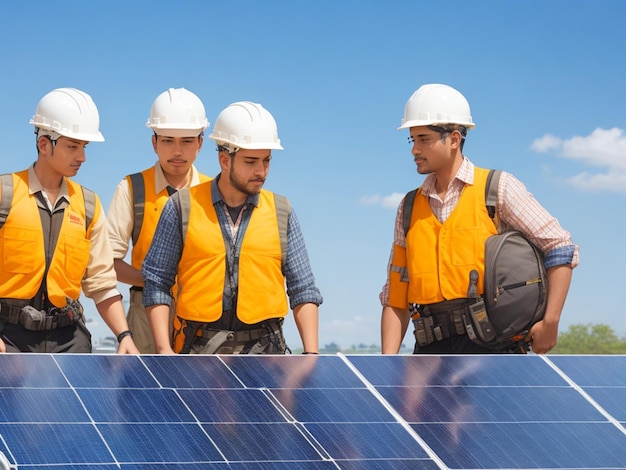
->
[0, 354, 625, 469]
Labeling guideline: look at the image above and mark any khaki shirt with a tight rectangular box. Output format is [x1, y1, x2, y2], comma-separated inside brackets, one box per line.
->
[26, 164, 121, 305]
[107, 163, 205, 260]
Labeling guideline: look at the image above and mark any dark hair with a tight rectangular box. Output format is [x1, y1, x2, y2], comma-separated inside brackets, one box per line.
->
[427, 125, 468, 151]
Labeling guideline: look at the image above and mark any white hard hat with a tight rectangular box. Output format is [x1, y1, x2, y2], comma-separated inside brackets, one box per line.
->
[209, 101, 283, 151]
[399, 84, 475, 130]
[30, 87, 104, 142]
[146, 88, 209, 137]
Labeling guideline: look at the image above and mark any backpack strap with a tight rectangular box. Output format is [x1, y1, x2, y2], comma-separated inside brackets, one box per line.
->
[402, 188, 418, 236]
[0, 173, 13, 230]
[0, 174, 95, 232]
[81, 186, 96, 230]
[128, 172, 145, 246]
[485, 169, 502, 233]
[178, 187, 192, 245]
[485, 169, 501, 221]
[273, 193, 291, 271]
[177, 189, 290, 267]
[402, 169, 502, 236]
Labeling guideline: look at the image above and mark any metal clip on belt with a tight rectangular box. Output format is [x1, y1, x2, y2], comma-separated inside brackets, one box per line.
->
[413, 302, 477, 347]
[414, 316, 437, 346]
[195, 320, 285, 354]
[199, 328, 269, 342]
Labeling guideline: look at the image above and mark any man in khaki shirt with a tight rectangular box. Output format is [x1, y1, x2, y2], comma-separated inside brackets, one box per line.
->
[0, 87, 139, 354]
[107, 88, 210, 353]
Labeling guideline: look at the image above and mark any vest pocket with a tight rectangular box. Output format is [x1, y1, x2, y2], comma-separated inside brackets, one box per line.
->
[2, 226, 38, 273]
[450, 227, 480, 266]
[61, 235, 90, 284]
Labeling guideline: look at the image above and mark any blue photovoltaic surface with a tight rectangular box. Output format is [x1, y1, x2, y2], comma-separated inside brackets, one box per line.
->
[550, 355, 626, 424]
[0, 353, 625, 469]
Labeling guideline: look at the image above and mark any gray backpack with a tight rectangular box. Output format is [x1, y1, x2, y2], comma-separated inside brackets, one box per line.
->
[481, 170, 547, 348]
[402, 169, 548, 349]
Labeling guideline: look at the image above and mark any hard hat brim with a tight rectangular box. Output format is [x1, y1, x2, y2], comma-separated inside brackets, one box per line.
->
[32, 123, 105, 142]
[398, 120, 476, 131]
[208, 134, 283, 151]
[151, 128, 206, 138]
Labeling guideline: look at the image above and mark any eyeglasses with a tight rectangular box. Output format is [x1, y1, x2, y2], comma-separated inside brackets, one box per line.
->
[407, 126, 466, 145]
[407, 134, 441, 146]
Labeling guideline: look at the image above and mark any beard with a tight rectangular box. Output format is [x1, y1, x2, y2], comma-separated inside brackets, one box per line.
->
[229, 170, 265, 196]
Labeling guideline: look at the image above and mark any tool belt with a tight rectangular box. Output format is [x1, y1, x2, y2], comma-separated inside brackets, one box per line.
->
[0, 300, 83, 331]
[412, 299, 476, 347]
[198, 326, 273, 342]
[181, 317, 288, 354]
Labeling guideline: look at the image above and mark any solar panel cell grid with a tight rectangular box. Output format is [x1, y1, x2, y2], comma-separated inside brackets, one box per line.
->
[0, 354, 625, 469]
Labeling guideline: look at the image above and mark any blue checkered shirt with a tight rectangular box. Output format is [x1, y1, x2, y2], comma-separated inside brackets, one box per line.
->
[142, 177, 323, 311]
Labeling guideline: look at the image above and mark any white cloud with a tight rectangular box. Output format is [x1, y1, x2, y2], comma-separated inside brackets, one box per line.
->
[531, 134, 562, 153]
[531, 127, 626, 194]
[566, 171, 626, 193]
[359, 192, 404, 209]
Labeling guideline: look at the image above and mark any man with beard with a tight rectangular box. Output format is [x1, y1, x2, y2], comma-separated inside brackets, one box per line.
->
[142, 101, 322, 355]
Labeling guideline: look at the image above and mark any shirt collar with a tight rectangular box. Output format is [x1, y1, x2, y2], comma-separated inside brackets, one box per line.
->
[420, 156, 475, 196]
[153, 162, 201, 194]
[27, 163, 70, 201]
[211, 173, 260, 208]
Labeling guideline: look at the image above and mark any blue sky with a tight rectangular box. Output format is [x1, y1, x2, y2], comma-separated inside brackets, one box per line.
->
[1, 0, 625, 350]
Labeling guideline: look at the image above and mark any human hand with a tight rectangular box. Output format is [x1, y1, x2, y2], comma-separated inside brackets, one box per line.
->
[0, 337, 5, 353]
[116, 336, 140, 354]
[526, 319, 558, 354]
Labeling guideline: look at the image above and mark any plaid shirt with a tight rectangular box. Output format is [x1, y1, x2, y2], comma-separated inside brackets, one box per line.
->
[379, 157, 579, 306]
[142, 175, 322, 311]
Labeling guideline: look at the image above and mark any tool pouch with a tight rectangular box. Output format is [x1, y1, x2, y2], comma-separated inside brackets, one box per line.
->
[19, 300, 82, 331]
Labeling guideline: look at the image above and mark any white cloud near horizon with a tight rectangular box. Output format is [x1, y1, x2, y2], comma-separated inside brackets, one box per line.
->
[531, 127, 626, 194]
[359, 192, 404, 209]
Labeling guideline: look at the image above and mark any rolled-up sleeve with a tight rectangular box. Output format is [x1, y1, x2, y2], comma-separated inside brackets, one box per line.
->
[106, 178, 134, 260]
[81, 197, 121, 304]
[498, 172, 579, 270]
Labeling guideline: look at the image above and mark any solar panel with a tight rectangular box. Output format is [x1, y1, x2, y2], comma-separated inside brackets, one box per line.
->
[0, 354, 625, 469]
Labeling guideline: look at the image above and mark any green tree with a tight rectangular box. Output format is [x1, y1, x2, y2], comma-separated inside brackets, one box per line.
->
[552, 323, 626, 354]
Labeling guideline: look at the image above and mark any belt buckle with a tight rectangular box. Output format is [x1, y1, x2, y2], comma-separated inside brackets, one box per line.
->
[48, 307, 61, 317]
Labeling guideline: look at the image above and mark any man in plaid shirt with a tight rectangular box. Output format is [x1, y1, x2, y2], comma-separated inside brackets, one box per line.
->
[381, 84, 578, 355]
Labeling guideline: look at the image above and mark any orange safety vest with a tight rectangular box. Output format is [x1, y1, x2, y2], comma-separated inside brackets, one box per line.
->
[127, 167, 211, 270]
[0, 170, 98, 307]
[175, 182, 288, 324]
[388, 167, 497, 308]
